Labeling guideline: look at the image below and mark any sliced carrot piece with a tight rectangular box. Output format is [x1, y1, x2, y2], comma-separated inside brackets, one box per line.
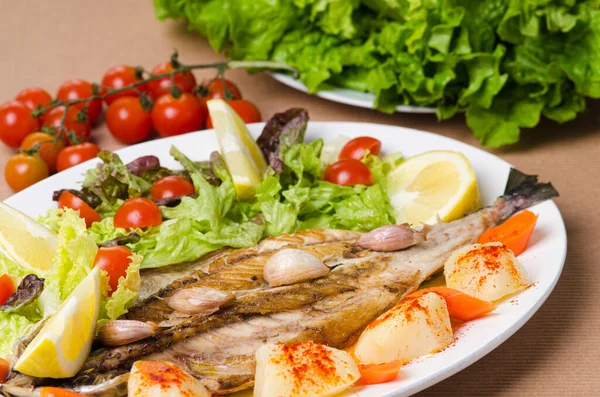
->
[478, 210, 538, 256]
[357, 360, 402, 385]
[39, 387, 87, 397]
[0, 357, 9, 383]
[409, 287, 495, 321]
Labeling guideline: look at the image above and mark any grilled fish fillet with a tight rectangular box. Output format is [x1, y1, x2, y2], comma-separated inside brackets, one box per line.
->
[5, 169, 558, 396]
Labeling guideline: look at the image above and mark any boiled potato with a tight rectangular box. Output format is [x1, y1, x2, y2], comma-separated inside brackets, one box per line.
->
[444, 242, 529, 301]
[254, 341, 360, 397]
[354, 292, 453, 365]
[128, 361, 210, 397]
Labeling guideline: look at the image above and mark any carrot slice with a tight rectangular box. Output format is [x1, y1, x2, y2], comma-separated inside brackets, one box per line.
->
[357, 360, 402, 385]
[409, 287, 495, 321]
[39, 387, 87, 397]
[0, 357, 9, 383]
[0, 274, 16, 306]
[478, 210, 538, 256]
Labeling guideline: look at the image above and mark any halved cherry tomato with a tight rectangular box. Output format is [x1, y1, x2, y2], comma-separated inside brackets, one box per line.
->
[4, 153, 49, 192]
[56, 142, 101, 172]
[15, 87, 53, 122]
[147, 61, 197, 99]
[106, 97, 153, 144]
[0, 101, 39, 148]
[20, 132, 65, 173]
[94, 246, 133, 295]
[357, 361, 402, 385]
[151, 93, 205, 137]
[101, 65, 145, 105]
[205, 99, 261, 129]
[0, 274, 16, 306]
[0, 357, 10, 383]
[43, 106, 91, 145]
[408, 287, 496, 322]
[151, 176, 195, 201]
[56, 79, 103, 124]
[114, 197, 162, 229]
[58, 191, 101, 228]
[339, 137, 382, 161]
[39, 387, 87, 397]
[324, 159, 373, 186]
[478, 210, 538, 256]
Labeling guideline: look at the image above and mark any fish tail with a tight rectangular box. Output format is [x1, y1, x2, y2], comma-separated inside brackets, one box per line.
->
[497, 168, 559, 220]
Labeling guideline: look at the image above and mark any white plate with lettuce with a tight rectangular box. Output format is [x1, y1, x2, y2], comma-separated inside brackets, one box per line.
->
[2, 121, 566, 396]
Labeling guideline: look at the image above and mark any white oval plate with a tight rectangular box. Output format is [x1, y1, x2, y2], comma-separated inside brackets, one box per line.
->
[272, 73, 437, 114]
[4, 122, 566, 397]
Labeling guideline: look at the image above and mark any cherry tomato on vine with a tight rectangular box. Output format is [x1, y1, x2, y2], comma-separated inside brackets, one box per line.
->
[114, 197, 162, 229]
[201, 78, 242, 100]
[56, 79, 103, 124]
[324, 159, 373, 186]
[101, 65, 146, 105]
[205, 99, 261, 129]
[4, 152, 49, 192]
[58, 191, 101, 228]
[147, 61, 197, 99]
[106, 97, 153, 144]
[339, 137, 382, 161]
[0, 274, 16, 306]
[15, 87, 53, 122]
[0, 101, 39, 148]
[151, 176, 195, 201]
[56, 142, 101, 172]
[93, 246, 133, 295]
[43, 106, 91, 145]
[20, 132, 65, 173]
[151, 93, 205, 137]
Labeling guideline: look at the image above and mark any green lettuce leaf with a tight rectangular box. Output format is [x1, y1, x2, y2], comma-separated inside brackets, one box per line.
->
[99, 252, 142, 323]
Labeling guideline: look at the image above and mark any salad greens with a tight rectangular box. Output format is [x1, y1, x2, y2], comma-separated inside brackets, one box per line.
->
[153, 0, 600, 147]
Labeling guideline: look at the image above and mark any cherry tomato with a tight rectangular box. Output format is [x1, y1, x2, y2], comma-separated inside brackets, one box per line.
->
[93, 246, 133, 295]
[147, 61, 197, 99]
[39, 387, 87, 397]
[58, 191, 101, 228]
[101, 65, 146, 105]
[56, 142, 101, 172]
[0, 101, 39, 148]
[151, 176, 195, 201]
[0, 274, 16, 306]
[0, 356, 10, 383]
[4, 152, 49, 192]
[339, 136, 382, 161]
[15, 87, 53, 122]
[114, 197, 162, 229]
[20, 132, 65, 173]
[205, 99, 261, 129]
[106, 97, 153, 144]
[324, 159, 373, 186]
[43, 106, 91, 145]
[202, 78, 242, 100]
[151, 93, 205, 137]
[56, 79, 103, 124]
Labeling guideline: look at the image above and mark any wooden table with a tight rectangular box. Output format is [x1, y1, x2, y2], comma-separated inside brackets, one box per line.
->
[1, 2, 598, 395]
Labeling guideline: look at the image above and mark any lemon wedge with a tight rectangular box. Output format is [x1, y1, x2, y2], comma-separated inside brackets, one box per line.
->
[207, 99, 267, 200]
[387, 150, 480, 225]
[15, 266, 101, 378]
[0, 201, 57, 274]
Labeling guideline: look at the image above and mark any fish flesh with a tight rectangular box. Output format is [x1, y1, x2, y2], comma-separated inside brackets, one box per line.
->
[4, 169, 557, 396]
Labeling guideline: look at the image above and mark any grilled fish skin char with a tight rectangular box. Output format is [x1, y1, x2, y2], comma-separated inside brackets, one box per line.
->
[5, 168, 558, 396]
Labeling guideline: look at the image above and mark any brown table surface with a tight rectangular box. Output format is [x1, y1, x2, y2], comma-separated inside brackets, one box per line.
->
[1, 2, 598, 396]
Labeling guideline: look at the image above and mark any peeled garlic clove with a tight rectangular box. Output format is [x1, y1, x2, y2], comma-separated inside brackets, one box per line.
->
[357, 224, 428, 252]
[98, 320, 158, 347]
[264, 248, 330, 287]
[168, 287, 235, 315]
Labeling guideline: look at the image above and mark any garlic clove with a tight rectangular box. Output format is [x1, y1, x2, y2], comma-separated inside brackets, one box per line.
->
[168, 287, 235, 315]
[357, 224, 428, 252]
[264, 248, 330, 287]
[98, 320, 158, 347]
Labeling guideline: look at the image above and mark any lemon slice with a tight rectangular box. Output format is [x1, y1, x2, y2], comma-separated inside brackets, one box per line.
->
[0, 201, 57, 274]
[207, 99, 267, 200]
[15, 266, 101, 378]
[387, 150, 480, 225]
